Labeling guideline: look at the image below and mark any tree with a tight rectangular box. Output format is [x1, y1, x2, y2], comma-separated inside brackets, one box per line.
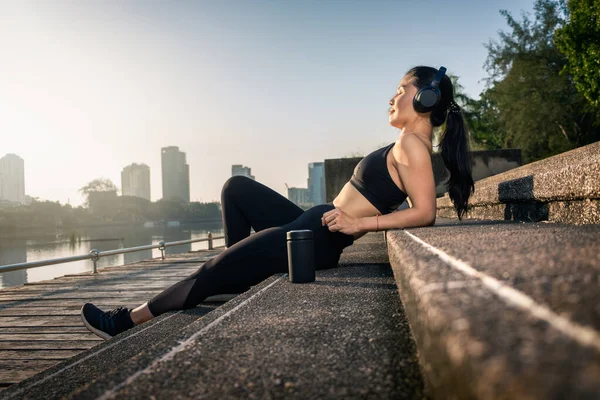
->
[555, 0, 600, 113]
[153, 198, 187, 221]
[463, 87, 505, 150]
[481, 0, 599, 162]
[79, 178, 118, 208]
[433, 74, 498, 152]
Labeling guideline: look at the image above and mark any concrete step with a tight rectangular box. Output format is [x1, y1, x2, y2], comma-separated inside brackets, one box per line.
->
[386, 217, 600, 399]
[436, 141, 600, 224]
[4, 233, 425, 399]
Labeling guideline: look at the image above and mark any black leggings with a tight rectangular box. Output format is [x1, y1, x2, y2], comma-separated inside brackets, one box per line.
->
[147, 175, 355, 317]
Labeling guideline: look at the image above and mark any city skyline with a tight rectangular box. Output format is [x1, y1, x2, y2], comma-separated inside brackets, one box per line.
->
[0, 150, 326, 206]
[1, 0, 536, 206]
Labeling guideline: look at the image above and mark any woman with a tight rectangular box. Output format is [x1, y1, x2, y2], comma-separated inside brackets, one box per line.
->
[81, 65, 474, 339]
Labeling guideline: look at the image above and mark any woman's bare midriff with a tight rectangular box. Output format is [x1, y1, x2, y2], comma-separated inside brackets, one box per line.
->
[332, 182, 381, 241]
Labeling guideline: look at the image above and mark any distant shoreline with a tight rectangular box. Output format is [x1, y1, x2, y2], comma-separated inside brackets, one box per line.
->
[0, 218, 224, 241]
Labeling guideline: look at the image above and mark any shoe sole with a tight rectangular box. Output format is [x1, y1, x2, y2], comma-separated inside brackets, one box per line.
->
[80, 305, 112, 341]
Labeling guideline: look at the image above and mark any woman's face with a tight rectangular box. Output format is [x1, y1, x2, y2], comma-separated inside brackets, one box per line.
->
[388, 75, 419, 128]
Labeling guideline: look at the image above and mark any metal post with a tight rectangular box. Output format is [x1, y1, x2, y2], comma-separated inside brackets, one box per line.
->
[208, 232, 213, 250]
[89, 249, 100, 274]
[158, 241, 166, 260]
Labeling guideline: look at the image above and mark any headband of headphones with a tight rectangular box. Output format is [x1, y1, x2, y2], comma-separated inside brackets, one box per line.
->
[430, 66, 447, 88]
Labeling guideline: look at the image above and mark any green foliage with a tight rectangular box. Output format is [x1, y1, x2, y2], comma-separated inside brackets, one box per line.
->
[555, 0, 600, 111]
[462, 88, 505, 150]
[479, 0, 599, 162]
[433, 74, 501, 152]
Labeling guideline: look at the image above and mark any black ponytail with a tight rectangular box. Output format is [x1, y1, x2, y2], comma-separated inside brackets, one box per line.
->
[406, 66, 475, 220]
[439, 109, 475, 220]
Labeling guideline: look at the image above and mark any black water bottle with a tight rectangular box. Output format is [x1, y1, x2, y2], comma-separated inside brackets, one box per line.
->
[287, 229, 315, 283]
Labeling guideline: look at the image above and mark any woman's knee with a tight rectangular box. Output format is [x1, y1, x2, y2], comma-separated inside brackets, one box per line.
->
[221, 175, 252, 201]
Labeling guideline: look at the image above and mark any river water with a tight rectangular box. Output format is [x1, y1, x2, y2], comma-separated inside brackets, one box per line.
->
[0, 222, 225, 289]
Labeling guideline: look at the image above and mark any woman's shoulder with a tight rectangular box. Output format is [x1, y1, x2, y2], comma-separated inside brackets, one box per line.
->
[392, 134, 432, 164]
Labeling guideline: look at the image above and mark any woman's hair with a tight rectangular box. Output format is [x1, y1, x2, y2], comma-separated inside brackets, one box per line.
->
[405, 66, 475, 221]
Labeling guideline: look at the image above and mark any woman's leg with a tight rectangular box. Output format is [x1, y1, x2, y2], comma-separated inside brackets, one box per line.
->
[146, 204, 354, 317]
[82, 204, 353, 339]
[221, 175, 304, 247]
[127, 176, 304, 326]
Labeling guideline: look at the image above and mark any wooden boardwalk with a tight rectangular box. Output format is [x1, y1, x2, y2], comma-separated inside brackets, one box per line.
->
[0, 249, 225, 390]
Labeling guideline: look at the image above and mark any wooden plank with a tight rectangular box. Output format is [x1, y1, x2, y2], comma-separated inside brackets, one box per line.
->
[0, 291, 163, 300]
[0, 306, 145, 316]
[0, 309, 80, 316]
[6, 290, 177, 296]
[0, 341, 96, 350]
[19, 276, 193, 287]
[6, 271, 201, 288]
[0, 298, 233, 311]
[0, 315, 89, 327]
[0, 360, 61, 384]
[0, 349, 81, 360]
[0, 333, 102, 341]
[1, 282, 187, 292]
[0, 301, 141, 309]
[24, 272, 196, 282]
[0, 299, 152, 308]
[0, 327, 90, 334]
[2, 274, 198, 288]
[15, 282, 183, 289]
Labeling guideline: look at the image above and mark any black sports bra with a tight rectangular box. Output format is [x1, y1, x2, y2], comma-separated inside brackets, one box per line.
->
[349, 142, 408, 215]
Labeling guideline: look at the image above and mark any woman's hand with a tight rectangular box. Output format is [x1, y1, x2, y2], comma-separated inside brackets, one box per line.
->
[321, 207, 360, 236]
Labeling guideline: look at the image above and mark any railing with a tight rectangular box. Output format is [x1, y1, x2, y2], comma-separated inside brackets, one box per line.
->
[0, 232, 225, 275]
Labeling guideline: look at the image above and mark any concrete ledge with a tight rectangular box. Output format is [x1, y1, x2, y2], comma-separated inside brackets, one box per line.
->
[437, 141, 600, 224]
[386, 219, 600, 399]
[437, 198, 600, 225]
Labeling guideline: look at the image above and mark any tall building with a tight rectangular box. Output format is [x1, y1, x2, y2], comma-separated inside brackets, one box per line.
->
[307, 162, 325, 205]
[0, 154, 25, 204]
[161, 146, 190, 202]
[287, 186, 311, 209]
[231, 165, 255, 180]
[121, 163, 151, 201]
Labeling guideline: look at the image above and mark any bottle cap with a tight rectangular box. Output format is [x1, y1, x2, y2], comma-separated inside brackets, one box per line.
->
[286, 229, 313, 241]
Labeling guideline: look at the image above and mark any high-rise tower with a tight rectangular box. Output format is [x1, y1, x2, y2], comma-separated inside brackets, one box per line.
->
[161, 146, 190, 202]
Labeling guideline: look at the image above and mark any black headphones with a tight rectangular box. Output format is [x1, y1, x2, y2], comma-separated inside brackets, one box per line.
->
[413, 66, 447, 113]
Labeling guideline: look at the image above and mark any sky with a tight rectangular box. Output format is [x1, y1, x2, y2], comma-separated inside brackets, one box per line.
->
[0, 0, 536, 206]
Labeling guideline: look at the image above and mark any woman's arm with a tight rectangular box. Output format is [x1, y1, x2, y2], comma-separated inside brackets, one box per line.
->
[357, 206, 435, 233]
[359, 135, 436, 232]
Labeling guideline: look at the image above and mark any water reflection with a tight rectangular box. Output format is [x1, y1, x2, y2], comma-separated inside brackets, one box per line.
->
[0, 238, 27, 287]
[123, 229, 153, 264]
[0, 222, 224, 289]
[163, 227, 192, 255]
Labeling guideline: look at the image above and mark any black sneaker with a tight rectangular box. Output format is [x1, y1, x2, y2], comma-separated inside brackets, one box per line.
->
[80, 303, 135, 340]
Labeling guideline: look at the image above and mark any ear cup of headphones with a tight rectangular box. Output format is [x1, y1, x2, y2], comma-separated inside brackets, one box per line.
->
[413, 66, 447, 113]
[413, 86, 441, 113]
